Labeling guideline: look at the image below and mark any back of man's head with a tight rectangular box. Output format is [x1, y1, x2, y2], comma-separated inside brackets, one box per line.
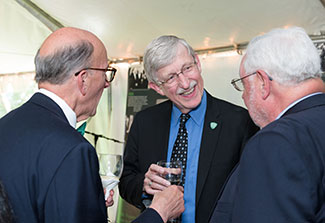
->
[244, 26, 321, 86]
[34, 27, 101, 85]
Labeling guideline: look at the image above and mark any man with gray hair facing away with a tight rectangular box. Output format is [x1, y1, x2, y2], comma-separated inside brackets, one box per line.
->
[210, 26, 325, 222]
[119, 35, 258, 222]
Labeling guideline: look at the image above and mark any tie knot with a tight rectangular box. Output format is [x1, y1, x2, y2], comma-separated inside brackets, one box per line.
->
[180, 113, 190, 125]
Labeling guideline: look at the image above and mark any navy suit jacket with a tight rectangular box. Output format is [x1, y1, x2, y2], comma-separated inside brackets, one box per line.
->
[210, 94, 325, 223]
[119, 90, 258, 222]
[0, 93, 107, 222]
[132, 208, 163, 223]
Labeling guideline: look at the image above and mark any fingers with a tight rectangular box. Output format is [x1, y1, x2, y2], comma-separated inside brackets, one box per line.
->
[105, 189, 114, 207]
[149, 163, 168, 175]
[143, 177, 160, 194]
[176, 185, 184, 192]
[149, 185, 185, 222]
[143, 164, 171, 194]
[166, 186, 185, 219]
[167, 167, 182, 175]
[144, 177, 169, 194]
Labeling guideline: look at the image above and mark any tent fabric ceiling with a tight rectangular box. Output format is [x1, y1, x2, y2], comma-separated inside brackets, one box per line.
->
[0, 0, 51, 73]
[1, 0, 325, 73]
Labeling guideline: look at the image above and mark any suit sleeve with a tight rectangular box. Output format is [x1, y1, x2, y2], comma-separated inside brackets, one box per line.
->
[132, 208, 163, 223]
[231, 128, 316, 223]
[119, 114, 146, 209]
[43, 142, 107, 223]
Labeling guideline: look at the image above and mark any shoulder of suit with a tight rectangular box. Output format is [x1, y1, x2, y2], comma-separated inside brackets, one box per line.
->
[208, 94, 248, 114]
[136, 99, 172, 115]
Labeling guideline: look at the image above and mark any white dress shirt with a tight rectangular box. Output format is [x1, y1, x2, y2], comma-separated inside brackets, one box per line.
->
[38, 88, 77, 128]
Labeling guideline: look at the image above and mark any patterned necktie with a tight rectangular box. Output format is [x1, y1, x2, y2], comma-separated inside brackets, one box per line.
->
[171, 113, 190, 187]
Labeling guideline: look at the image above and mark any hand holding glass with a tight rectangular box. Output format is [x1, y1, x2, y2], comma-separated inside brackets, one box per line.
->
[157, 160, 183, 223]
[157, 160, 182, 186]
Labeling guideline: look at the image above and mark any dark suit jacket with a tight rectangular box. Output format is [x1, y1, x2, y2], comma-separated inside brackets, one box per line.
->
[119, 90, 258, 222]
[132, 208, 163, 223]
[209, 93, 325, 223]
[0, 93, 107, 223]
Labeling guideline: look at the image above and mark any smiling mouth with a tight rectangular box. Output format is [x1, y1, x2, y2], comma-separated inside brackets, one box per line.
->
[181, 86, 195, 96]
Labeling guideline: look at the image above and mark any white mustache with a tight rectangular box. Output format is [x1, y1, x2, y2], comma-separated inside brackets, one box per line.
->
[177, 80, 197, 95]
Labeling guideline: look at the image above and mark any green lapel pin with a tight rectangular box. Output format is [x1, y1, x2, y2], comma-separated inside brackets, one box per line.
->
[210, 122, 218, 130]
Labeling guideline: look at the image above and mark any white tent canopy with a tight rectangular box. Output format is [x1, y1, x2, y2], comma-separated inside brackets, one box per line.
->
[1, 0, 325, 74]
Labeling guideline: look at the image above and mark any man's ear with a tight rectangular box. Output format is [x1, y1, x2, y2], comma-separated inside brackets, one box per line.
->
[194, 54, 202, 73]
[257, 70, 271, 100]
[77, 70, 88, 96]
[149, 82, 165, 96]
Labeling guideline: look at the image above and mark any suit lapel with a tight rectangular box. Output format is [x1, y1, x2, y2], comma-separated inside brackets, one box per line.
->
[196, 93, 222, 204]
[155, 100, 173, 161]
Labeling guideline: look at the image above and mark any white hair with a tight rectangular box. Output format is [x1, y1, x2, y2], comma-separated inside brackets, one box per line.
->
[244, 26, 321, 86]
[143, 35, 196, 83]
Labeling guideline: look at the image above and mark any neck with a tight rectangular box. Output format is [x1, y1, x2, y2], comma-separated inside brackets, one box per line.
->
[38, 81, 78, 113]
[263, 78, 325, 127]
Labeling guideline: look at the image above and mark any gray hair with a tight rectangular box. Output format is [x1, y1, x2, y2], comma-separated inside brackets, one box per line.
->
[34, 40, 94, 84]
[143, 35, 196, 83]
[244, 26, 321, 86]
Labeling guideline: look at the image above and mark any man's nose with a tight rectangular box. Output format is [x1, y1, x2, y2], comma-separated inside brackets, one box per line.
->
[177, 72, 190, 88]
[104, 80, 110, 88]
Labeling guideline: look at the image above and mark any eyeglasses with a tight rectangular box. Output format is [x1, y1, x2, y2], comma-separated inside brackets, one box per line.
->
[157, 61, 198, 86]
[231, 72, 257, 91]
[231, 72, 273, 91]
[75, 67, 117, 82]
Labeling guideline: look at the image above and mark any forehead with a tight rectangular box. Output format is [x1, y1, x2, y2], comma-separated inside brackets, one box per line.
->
[174, 44, 192, 61]
[158, 45, 193, 74]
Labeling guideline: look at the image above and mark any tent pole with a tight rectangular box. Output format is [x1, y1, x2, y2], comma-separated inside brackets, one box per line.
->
[15, 0, 64, 32]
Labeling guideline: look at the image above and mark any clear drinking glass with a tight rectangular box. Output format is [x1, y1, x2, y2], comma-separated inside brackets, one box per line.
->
[99, 154, 123, 194]
[99, 154, 123, 222]
[157, 160, 183, 223]
[156, 160, 183, 185]
[99, 154, 123, 179]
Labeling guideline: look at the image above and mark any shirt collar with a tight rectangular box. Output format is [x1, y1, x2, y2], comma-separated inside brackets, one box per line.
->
[171, 90, 207, 126]
[38, 88, 77, 128]
[276, 92, 323, 120]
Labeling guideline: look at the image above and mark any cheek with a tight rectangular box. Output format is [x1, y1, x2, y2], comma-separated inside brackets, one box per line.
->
[98, 88, 105, 99]
[242, 91, 250, 107]
[163, 86, 176, 97]
[194, 72, 203, 83]
[241, 91, 246, 100]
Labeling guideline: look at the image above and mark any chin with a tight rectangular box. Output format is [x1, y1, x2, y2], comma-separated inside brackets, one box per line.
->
[183, 100, 201, 112]
[90, 110, 97, 117]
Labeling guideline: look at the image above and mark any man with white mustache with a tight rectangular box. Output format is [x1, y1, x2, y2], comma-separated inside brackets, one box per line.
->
[119, 35, 259, 223]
